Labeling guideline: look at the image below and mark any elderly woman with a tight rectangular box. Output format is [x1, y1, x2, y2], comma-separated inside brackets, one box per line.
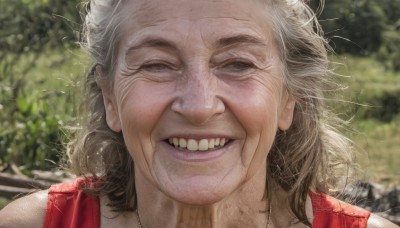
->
[0, 0, 398, 227]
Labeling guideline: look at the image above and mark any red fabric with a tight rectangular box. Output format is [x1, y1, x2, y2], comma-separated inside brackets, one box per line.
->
[310, 191, 371, 228]
[43, 179, 371, 228]
[43, 178, 100, 228]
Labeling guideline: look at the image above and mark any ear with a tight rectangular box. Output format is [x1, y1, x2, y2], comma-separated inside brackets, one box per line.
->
[278, 93, 295, 131]
[95, 65, 122, 132]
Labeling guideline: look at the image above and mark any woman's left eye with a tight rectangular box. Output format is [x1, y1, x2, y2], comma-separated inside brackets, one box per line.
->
[220, 61, 254, 73]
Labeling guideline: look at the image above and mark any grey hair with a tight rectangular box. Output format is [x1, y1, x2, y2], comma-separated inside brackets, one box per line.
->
[68, 0, 137, 211]
[266, 0, 355, 225]
[68, 0, 356, 225]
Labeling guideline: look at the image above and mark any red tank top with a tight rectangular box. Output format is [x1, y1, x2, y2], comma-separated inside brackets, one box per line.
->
[43, 178, 100, 228]
[309, 191, 370, 227]
[43, 178, 370, 228]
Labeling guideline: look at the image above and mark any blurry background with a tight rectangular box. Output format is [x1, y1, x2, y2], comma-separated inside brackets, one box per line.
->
[0, 0, 399, 217]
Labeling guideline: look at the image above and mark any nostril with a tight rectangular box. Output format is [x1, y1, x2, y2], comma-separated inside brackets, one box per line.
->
[170, 95, 225, 125]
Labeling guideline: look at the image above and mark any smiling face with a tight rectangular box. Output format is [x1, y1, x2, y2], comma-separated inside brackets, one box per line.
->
[100, 0, 295, 205]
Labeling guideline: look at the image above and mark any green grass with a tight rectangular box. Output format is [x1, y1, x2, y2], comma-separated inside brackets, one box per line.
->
[353, 117, 400, 186]
[330, 55, 400, 186]
[332, 55, 400, 88]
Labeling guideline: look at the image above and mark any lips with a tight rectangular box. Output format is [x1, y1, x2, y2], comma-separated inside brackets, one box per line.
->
[168, 137, 229, 151]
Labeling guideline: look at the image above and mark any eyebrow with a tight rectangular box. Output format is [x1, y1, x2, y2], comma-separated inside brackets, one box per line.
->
[215, 34, 267, 49]
[125, 34, 267, 56]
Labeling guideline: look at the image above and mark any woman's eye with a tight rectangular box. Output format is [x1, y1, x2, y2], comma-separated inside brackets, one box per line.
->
[221, 61, 254, 72]
[141, 63, 171, 73]
[141, 63, 173, 73]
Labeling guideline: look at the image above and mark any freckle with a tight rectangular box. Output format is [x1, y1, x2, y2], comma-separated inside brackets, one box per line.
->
[239, 209, 244, 215]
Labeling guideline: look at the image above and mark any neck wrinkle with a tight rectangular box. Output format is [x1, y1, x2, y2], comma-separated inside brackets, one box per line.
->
[135, 162, 269, 228]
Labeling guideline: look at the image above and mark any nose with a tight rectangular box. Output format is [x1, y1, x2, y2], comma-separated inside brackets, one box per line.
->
[171, 68, 225, 125]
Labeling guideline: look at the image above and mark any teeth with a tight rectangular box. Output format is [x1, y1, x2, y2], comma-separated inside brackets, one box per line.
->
[198, 139, 208, 151]
[173, 137, 179, 147]
[168, 137, 229, 151]
[208, 138, 215, 149]
[187, 139, 198, 151]
[220, 138, 226, 146]
[179, 138, 187, 148]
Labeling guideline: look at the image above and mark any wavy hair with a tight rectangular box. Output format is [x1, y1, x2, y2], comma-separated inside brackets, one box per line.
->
[68, 0, 356, 226]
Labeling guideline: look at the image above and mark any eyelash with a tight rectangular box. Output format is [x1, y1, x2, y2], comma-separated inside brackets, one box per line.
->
[140, 61, 176, 73]
[219, 59, 255, 73]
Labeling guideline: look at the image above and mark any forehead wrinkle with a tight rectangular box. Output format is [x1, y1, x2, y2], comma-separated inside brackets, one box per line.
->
[124, 37, 179, 58]
[120, 0, 277, 63]
[126, 0, 268, 27]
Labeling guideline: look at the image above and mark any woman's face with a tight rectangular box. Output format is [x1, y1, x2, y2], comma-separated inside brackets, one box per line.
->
[102, 0, 295, 205]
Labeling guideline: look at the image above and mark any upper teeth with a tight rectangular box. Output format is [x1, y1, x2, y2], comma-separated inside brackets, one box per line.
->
[168, 138, 228, 151]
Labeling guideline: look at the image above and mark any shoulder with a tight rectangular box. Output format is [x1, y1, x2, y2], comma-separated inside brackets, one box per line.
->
[0, 190, 48, 228]
[367, 214, 399, 228]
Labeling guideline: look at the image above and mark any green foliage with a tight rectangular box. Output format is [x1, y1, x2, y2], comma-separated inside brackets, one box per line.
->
[311, 0, 400, 71]
[337, 0, 385, 54]
[0, 0, 84, 172]
[357, 91, 400, 122]
[313, 0, 384, 54]
[0, 0, 82, 54]
[331, 55, 400, 122]
[377, 26, 400, 71]
[329, 55, 400, 184]
[380, 0, 400, 24]
[0, 51, 81, 172]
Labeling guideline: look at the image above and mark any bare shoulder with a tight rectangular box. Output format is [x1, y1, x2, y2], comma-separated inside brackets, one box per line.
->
[368, 213, 399, 228]
[0, 190, 48, 228]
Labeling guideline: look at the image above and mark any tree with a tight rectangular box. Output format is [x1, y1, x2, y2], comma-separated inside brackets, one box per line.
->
[311, 0, 386, 55]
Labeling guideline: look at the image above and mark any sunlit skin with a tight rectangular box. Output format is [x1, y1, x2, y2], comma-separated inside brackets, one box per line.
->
[99, 0, 296, 227]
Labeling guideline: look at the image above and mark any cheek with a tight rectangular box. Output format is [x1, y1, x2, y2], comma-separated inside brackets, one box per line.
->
[115, 80, 174, 156]
[222, 79, 282, 169]
[224, 80, 281, 134]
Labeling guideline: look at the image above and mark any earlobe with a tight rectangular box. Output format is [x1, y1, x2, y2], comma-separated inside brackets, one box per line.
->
[103, 95, 122, 132]
[278, 96, 295, 131]
[95, 65, 122, 132]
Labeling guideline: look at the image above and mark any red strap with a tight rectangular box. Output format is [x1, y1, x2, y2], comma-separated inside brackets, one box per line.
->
[310, 191, 371, 228]
[43, 178, 100, 228]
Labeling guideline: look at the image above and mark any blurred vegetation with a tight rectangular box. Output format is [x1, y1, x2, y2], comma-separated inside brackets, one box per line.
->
[0, 0, 399, 189]
[330, 55, 400, 186]
[0, 0, 83, 173]
[311, 0, 400, 70]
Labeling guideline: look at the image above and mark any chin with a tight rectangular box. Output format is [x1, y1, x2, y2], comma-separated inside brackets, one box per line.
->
[161, 176, 240, 206]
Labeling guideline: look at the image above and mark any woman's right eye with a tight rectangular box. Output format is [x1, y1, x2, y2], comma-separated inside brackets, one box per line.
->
[141, 62, 173, 73]
[132, 61, 181, 81]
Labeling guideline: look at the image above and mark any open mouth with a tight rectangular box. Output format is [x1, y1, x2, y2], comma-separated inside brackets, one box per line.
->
[166, 137, 230, 151]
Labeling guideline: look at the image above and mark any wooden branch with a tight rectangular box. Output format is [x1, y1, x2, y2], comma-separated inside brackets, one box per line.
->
[31, 170, 71, 183]
[0, 173, 51, 190]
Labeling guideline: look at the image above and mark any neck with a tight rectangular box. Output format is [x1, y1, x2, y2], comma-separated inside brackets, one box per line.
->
[135, 167, 269, 228]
